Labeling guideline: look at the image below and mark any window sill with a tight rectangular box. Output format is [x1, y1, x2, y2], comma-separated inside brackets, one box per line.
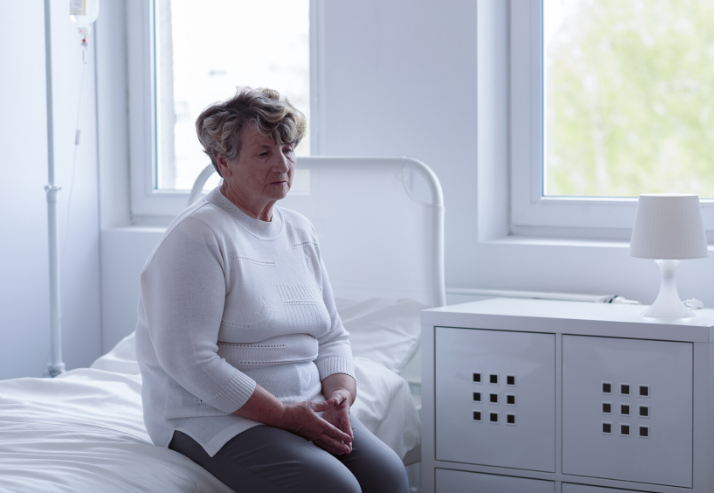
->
[483, 235, 629, 250]
[483, 234, 714, 252]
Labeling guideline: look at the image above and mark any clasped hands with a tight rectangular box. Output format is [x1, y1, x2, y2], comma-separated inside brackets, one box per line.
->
[282, 389, 354, 456]
[234, 373, 357, 457]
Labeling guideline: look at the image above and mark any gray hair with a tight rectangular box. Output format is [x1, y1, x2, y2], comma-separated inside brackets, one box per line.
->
[195, 87, 307, 177]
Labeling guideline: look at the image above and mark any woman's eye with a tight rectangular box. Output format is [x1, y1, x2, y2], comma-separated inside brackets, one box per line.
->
[259, 152, 268, 157]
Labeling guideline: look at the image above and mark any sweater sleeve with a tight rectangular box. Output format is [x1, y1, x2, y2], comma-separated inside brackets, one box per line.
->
[141, 216, 256, 414]
[313, 235, 356, 383]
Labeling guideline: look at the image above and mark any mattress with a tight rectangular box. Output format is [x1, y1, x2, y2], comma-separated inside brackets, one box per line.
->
[0, 331, 420, 492]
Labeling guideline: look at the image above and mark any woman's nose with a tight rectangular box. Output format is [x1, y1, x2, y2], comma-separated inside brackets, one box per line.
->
[272, 152, 290, 172]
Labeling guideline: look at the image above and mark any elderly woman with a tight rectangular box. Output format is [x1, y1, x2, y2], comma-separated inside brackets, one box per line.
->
[135, 88, 408, 492]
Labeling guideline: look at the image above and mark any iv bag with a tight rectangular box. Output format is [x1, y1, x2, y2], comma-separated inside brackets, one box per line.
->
[70, 0, 100, 40]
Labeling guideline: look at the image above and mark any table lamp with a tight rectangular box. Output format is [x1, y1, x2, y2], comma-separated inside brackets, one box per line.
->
[629, 194, 708, 320]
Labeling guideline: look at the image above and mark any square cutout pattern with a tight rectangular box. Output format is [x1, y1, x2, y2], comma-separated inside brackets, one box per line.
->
[600, 382, 650, 438]
[469, 372, 518, 425]
[600, 382, 652, 438]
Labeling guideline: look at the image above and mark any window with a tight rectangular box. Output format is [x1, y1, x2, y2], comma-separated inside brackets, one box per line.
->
[128, 0, 315, 217]
[510, 0, 714, 236]
[545, 0, 714, 198]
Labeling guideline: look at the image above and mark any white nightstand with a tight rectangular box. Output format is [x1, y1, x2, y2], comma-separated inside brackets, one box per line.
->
[421, 298, 714, 493]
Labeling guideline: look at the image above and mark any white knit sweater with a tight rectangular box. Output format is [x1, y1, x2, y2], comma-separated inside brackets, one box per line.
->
[135, 187, 355, 457]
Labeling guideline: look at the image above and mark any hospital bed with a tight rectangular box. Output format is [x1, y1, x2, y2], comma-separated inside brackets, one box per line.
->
[0, 156, 445, 492]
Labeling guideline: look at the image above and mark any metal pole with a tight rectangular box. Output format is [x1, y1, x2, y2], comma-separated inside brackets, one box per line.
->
[44, 0, 65, 378]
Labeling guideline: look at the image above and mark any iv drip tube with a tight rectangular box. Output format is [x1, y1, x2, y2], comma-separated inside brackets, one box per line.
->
[44, 0, 65, 378]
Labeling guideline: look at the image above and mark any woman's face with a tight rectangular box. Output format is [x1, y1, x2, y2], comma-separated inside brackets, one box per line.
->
[218, 124, 296, 214]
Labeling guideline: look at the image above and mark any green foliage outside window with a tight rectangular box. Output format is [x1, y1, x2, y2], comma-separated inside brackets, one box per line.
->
[545, 0, 714, 197]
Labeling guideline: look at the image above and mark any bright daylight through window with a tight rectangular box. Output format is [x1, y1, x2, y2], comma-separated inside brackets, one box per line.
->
[154, 0, 310, 191]
[544, 0, 714, 198]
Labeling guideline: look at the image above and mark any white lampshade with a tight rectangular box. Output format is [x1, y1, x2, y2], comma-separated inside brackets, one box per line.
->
[629, 194, 708, 260]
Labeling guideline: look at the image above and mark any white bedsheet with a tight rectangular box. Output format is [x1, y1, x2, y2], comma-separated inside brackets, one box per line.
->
[0, 333, 420, 492]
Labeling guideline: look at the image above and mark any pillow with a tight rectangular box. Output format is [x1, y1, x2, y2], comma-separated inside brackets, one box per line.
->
[335, 297, 426, 374]
[350, 356, 421, 459]
[90, 332, 140, 375]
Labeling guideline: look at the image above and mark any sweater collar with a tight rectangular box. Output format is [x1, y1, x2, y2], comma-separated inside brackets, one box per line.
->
[205, 187, 283, 240]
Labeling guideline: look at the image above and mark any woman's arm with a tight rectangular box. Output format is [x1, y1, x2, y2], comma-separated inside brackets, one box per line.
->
[142, 218, 256, 415]
[307, 226, 358, 448]
[322, 373, 357, 406]
[233, 384, 353, 455]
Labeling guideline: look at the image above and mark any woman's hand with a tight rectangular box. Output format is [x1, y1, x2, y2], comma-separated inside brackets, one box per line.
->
[322, 389, 354, 453]
[233, 384, 352, 455]
[320, 373, 357, 453]
[280, 400, 353, 455]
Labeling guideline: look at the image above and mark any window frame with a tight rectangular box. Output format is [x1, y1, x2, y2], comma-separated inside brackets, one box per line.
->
[127, 0, 321, 218]
[509, 0, 714, 238]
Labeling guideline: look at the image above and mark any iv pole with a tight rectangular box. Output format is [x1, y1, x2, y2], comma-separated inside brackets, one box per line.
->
[44, 0, 65, 378]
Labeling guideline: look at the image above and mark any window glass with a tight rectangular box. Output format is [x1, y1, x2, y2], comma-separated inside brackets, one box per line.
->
[544, 0, 714, 198]
[154, 0, 310, 190]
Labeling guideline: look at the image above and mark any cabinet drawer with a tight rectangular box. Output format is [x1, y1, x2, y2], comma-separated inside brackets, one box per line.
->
[563, 484, 653, 493]
[435, 327, 556, 471]
[562, 335, 692, 488]
[435, 469, 554, 493]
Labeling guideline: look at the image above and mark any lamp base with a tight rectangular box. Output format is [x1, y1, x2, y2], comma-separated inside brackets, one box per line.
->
[641, 259, 696, 320]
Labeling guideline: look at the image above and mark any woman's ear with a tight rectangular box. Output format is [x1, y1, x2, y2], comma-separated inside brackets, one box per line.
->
[215, 154, 231, 178]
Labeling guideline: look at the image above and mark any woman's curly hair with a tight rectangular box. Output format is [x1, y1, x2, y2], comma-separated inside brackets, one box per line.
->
[195, 87, 306, 177]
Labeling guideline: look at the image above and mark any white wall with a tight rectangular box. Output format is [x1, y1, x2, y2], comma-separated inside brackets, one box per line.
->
[96, 0, 130, 230]
[100, 227, 162, 353]
[95, 0, 135, 354]
[318, 0, 480, 291]
[0, 1, 101, 379]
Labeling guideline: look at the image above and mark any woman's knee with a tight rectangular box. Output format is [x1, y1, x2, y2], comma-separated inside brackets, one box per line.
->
[362, 448, 409, 493]
[343, 429, 409, 492]
[299, 447, 362, 493]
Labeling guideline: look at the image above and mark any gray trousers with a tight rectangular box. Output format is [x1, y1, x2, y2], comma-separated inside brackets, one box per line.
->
[169, 416, 409, 493]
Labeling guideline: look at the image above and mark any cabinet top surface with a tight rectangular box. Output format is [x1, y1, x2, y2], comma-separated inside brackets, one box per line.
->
[423, 298, 714, 342]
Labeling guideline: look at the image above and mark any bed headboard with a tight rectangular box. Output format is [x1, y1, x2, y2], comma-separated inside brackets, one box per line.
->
[189, 156, 445, 309]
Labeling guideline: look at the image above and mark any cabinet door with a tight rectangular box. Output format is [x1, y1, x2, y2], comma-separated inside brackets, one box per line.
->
[562, 336, 693, 488]
[435, 327, 556, 471]
[436, 469, 554, 493]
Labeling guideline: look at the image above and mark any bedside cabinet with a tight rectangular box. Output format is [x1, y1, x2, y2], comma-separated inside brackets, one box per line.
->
[421, 298, 714, 493]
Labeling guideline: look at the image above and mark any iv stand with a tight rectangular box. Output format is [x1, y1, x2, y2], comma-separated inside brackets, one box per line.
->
[44, 0, 65, 378]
